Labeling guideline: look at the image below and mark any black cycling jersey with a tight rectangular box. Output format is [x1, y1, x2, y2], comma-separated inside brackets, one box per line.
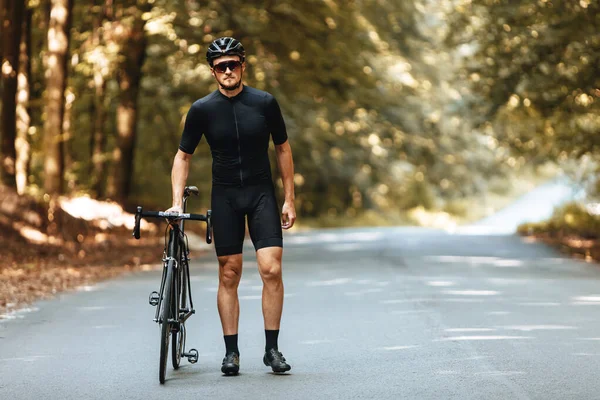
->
[179, 85, 288, 186]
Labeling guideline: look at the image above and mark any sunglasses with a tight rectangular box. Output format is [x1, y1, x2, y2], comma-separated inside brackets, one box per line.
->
[213, 61, 242, 73]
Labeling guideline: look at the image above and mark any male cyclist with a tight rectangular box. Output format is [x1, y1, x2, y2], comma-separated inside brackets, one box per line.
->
[166, 37, 296, 375]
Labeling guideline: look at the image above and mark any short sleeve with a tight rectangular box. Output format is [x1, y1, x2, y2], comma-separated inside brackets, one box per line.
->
[265, 94, 288, 145]
[178, 103, 204, 154]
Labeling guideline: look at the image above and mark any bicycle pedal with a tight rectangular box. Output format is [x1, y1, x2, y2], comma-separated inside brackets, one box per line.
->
[148, 291, 159, 306]
[185, 348, 199, 364]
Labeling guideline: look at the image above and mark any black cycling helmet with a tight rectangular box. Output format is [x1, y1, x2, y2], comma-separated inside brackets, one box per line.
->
[206, 37, 245, 66]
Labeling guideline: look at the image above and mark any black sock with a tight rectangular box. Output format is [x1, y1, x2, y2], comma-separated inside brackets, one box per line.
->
[224, 334, 239, 355]
[265, 329, 279, 351]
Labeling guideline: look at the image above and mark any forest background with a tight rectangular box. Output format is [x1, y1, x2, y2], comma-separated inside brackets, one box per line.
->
[1, 0, 600, 310]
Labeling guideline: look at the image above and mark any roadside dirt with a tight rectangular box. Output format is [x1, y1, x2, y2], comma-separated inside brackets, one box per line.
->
[0, 237, 164, 317]
[523, 232, 600, 263]
[0, 185, 176, 317]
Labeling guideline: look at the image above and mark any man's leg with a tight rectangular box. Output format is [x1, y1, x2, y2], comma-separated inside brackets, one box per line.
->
[256, 247, 283, 330]
[257, 246, 291, 372]
[211, 184, 246, 374]
[217, 253, 243, 335]
[247, 183, 289, 372]
[256, 247, 284, 330]
[217, 253, 243, 375]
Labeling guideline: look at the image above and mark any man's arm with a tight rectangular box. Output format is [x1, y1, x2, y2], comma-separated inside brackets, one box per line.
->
[169, 149, 192, 211]
[275, 140, 296, 229]
[170, 101, 202, 211]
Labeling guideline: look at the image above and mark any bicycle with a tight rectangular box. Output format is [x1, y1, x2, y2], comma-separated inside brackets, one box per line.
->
[132, 185, 212, 384]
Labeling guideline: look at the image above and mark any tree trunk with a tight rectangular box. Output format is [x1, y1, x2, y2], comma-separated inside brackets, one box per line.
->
[0, 0, 24, 188]
[106, 4, 149, 203]
[89, 1, 109, 197]
[42, 0, 73, 195]
[15, 7, 32, 195]
[90, 75, 107, 197]
[62, 86, 74, 190]
[0, 0, 4, 83]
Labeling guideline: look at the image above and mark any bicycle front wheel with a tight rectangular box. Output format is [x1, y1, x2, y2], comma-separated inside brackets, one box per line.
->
[159, 260, 174, 384]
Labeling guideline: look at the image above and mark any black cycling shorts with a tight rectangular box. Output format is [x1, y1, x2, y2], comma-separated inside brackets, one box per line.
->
[211, 183, 283, 256]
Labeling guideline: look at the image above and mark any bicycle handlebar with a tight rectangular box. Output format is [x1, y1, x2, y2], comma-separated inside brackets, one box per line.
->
[133, 206, 212, 244]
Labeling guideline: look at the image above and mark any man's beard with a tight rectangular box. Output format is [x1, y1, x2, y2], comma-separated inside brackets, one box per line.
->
[219, 74, 242, 91]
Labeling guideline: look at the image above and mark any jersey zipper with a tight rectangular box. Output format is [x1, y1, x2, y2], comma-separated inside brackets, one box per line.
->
[232, 103, 243, 186]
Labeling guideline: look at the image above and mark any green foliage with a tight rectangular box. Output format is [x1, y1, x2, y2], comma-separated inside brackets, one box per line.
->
[519, 202, 600, 239]
[131, 0, 450, 214]
[18, 0, 552, 223]
[449, 0, 600, 162]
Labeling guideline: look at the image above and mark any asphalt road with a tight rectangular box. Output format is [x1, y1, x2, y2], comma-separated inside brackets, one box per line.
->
[3, 225, 600, 399]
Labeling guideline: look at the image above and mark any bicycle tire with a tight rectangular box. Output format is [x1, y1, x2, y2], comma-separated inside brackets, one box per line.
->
[159, 260, 174, 384]
[172, 253, 185, 369]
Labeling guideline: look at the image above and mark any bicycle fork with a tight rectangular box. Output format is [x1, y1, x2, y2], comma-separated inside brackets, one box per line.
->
[149, 255, 176, 324]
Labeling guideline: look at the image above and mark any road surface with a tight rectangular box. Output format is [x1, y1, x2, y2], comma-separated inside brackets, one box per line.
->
[2, 225, 600, 399]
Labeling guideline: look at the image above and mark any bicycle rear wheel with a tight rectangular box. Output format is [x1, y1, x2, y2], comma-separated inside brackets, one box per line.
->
[159, 260, 174, 384]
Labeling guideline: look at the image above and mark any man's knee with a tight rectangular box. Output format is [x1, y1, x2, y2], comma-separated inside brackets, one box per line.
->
[257, 248, 283, 283]
[260, 265, 282, 283]
[218, 255, 242, 289]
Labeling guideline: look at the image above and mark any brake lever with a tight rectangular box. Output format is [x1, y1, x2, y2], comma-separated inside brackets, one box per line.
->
[206, 210, 212, 244]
